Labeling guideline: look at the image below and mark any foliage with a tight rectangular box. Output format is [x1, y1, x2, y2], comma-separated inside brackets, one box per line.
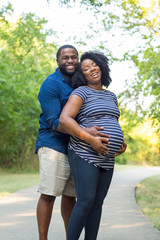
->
[58, 0, 160, 136]
[123, 45, 160, 131]
[1, 1, 159, 168]
[121, 120, 159, 166]
[115, 104, 141, 165]
[58, 0, 110, 8]
[0, 4, 57, 168]
[116, 0, 160, 131]
[113, 103, 159, 166]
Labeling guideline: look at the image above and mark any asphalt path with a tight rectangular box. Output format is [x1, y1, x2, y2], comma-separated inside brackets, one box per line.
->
[0, 166, 160, 240]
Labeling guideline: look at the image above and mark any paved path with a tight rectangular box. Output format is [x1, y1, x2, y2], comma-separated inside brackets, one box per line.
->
[0, 166, 160, 240]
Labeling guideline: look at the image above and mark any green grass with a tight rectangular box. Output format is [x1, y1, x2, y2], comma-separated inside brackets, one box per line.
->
[135, 174, 160, 231]
[0, 171, 39, 196]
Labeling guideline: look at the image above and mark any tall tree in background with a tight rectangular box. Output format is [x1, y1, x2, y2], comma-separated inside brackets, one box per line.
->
[58, 0, 160, 130]
[0, 4, 57, 168]
[119, 0, 160, 132]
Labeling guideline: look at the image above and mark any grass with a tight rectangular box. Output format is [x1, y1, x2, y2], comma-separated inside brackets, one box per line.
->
[0, 170, 39, 197]
[135, 174, 160, 231]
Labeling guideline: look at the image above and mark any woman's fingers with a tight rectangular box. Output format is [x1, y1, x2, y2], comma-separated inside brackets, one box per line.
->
[91, 137, 110, 154]
[97, 132, 110, 138]
[93, 126, 104, 130]
[113, 142, 127, 156]
[100, 137, 110, 144]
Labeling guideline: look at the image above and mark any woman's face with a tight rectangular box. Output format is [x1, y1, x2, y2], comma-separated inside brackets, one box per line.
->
[81, 59, 102, 87]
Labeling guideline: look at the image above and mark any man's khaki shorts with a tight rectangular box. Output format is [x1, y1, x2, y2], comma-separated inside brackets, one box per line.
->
[37, 147, 76, 197]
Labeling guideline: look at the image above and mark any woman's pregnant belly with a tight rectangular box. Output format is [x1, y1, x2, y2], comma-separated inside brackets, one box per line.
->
[85, 116, 124, 157]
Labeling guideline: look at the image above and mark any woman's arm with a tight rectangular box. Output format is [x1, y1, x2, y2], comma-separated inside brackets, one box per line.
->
[59, 95, 109, 154]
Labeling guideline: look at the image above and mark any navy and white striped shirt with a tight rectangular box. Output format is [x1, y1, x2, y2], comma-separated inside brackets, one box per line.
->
[69, 86, 123, 170]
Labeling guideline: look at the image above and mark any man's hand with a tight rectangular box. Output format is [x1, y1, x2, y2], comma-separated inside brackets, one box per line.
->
[84, 126, 110, 138]
[114, 141, 127, 157]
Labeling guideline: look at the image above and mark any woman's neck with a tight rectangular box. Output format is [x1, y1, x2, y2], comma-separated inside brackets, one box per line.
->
[87, 84, 103, 91]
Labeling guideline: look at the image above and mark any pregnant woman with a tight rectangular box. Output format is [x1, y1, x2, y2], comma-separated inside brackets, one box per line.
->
[59, 51, 126, 240]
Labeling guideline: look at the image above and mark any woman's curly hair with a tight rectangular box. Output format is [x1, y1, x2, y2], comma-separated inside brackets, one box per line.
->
[71, 51, 112, 89]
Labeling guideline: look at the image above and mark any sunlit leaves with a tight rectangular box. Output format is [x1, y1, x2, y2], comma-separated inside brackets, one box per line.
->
[0, 5, 57, 168]
[121, 0, 160, 37]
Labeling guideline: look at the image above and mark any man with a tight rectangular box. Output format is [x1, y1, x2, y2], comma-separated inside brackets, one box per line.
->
[35, 44, 127, 240]
[35, 45, 79, 240]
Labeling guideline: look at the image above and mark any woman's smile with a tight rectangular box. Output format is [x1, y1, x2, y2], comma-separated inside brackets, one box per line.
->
[90, 72, 99, 78]
[81, 59, 102, 88]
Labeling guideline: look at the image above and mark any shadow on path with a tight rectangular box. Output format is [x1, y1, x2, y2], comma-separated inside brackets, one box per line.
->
[0, 166, 160, 240]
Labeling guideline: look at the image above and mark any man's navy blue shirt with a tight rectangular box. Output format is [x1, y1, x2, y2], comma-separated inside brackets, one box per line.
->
[35, 68, 73, 154]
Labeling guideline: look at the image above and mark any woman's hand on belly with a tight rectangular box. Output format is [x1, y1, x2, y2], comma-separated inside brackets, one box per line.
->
[88, 135, 110, 154]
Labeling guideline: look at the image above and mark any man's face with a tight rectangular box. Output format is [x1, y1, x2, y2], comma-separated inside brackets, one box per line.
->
[57, 48, 78, 77]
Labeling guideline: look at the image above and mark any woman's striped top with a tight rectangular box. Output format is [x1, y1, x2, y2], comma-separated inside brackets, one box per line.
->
[69, 86, 124, 170]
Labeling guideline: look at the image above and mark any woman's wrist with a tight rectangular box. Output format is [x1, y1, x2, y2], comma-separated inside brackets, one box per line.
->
[87, 135, 95, 145]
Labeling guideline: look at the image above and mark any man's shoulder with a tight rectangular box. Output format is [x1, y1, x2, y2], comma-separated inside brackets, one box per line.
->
[42, 69, 62, 87]
[45, 69, 60, 82]
[45, 74, 57, 83]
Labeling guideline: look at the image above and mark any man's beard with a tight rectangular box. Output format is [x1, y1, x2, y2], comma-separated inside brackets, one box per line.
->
[59, 64, 77, 76]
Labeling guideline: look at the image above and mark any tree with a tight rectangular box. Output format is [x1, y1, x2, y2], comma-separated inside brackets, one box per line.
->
[119, 0, 160, 131]
[57, 0, 160, 164]
[0, 4, 58, 168]
[57, 0, 160, 130]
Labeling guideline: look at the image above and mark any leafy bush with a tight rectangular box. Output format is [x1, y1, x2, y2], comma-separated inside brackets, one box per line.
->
[0, 5, 57, 168]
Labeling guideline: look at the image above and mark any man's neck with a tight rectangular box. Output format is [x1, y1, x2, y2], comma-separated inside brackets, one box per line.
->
[64, 75, 71, 82]
[58, 68, 71, 82]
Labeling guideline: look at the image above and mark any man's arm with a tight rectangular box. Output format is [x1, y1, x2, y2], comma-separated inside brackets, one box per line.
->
[38, 79, 63, 131]
[57, 124, 110, 138]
